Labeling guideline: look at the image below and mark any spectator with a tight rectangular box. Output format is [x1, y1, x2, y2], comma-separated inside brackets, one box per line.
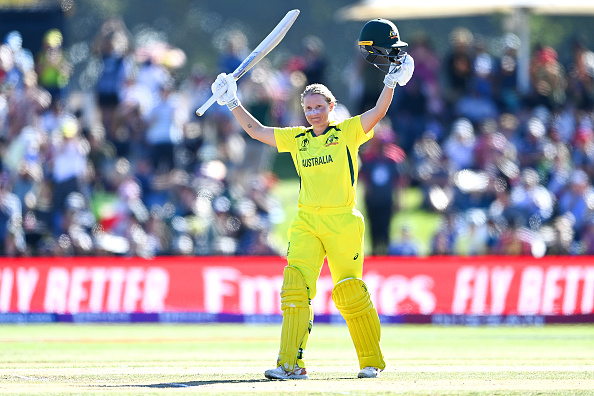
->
[143, 79, 184, 173]
[557, 169, 594, 235]
[454, 81, 499, 123]
[430, 214, 458, 255]
[546, 136, 573, 197]
[360, 122, 405, 255]
[35, 29, 71, 101]
[49, 117, 89, 234]
[516, 115, 553, 169]
[444, 27, 474, 105]
[431, 228, 453, 255]
[547, 215, 574, 255]
[301, 35, 327, 85]
[388, 225, 420, 256]
[0, 173, 24, 255]
[443, 118, 476, 171]
[135, 57, 171, 110]
[58, 192, 95, 256]
[12, 161, 43, 217]
[86, 124, 116, 191]
[567, 37, 594, 111]
[570, 123, 594, 176]
[3, 31, 29, 91]
[471, 35, 496, 99]
[453, 210, 489, 256]
[579, 217, 594, 254]
[507, 169, 552, 230]
[473, 118, 509, 172]
[218, 30, 248, 75]
[93, 18, 133, 137]
[407, 32, 443, 117]
[493, 219, 533, 255]
[489, 180, 521, 225]
[494, 33, 521, 112]
[392, 73, 428, 152]
[6, 68, 51, 140]
[111, 100, 146, 159]
[529, 45, 567, 109]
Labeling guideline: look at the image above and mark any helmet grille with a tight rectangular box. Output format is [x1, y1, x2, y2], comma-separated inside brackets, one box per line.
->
[359, 45, 406, 73]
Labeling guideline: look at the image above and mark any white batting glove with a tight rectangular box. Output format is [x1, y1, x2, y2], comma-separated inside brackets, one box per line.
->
[383, 54, 415, 88]
[211, 73, 240, 110]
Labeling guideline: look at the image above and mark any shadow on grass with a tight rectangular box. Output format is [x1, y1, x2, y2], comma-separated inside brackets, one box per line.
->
[93, 380, 268, 388]
[144, 379, 270, 387]
[96, 376, 354, 388]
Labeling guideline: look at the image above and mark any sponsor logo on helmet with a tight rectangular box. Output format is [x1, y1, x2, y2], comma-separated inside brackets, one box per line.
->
[359, 40, 373, 46]
[390, 29, 397, 39]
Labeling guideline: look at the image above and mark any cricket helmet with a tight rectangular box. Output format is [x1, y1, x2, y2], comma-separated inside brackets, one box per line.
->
[359, 18, 408, 72]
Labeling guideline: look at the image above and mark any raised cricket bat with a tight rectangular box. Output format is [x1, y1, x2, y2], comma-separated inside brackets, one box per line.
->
[196, 9, 300, 116]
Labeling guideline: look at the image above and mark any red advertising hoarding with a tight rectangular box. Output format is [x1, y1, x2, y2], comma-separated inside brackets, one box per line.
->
[0, 256, 593, 321]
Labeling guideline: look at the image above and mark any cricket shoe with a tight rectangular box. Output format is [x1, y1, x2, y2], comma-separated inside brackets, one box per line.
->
[264, 365, 309, 380]
[358, 366, 383, 378]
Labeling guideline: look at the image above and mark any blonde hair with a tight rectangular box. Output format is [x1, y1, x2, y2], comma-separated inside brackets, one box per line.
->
[300, 83, 336, 107]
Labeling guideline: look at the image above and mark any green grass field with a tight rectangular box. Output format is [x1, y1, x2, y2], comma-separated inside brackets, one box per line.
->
[1, 323, 593, 395]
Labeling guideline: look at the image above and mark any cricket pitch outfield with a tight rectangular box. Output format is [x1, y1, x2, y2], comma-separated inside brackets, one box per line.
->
[1, 323, 593, 395]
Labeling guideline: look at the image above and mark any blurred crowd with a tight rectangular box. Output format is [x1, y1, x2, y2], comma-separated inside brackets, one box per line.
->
[364, 28, 594, 257]
[1, 19, 593, 258]
[0, 19, 292, 257]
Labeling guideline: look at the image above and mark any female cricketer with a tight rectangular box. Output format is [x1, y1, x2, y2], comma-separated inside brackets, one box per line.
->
[211, 18, 414, 380]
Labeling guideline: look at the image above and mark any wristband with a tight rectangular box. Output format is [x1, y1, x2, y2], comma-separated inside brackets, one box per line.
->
[383, 74, 397, 89]
[227, 97, 240, 111]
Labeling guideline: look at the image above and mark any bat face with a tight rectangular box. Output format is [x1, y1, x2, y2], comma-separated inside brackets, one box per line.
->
[234, 52, 259, 79]
[232, 10, 299, 80]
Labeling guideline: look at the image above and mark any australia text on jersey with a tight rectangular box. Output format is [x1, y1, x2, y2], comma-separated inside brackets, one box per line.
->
[302, 155, 333, 168]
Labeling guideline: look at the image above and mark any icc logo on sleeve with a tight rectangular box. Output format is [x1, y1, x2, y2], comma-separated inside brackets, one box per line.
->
[300, 138, 309, 151]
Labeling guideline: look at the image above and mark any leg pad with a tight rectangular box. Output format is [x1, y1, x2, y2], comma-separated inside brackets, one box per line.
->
[277, 266, 312, 371]
[332, 278, 385, 370]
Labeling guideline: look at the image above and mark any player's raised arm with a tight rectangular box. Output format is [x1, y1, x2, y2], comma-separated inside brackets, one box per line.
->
[211, 73, 277, 147]
[360, 56, 414, 133]
[357, 18, 414, 133]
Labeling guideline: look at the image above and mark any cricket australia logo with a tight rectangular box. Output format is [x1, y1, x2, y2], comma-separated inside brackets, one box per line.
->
[324, 133, 339, 147]
[300, 138, 310, 151]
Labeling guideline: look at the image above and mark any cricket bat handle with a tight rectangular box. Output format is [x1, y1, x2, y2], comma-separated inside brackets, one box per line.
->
[196, 85, 226, 116]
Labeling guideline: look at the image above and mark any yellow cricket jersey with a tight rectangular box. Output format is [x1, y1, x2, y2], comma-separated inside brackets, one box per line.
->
[274, 115, 373, 212]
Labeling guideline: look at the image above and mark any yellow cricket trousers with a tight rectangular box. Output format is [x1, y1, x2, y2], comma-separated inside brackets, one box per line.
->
[286, 206, 365, 298]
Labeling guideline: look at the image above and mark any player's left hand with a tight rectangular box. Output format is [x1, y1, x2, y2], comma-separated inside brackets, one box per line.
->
[383, 54, 414, 88]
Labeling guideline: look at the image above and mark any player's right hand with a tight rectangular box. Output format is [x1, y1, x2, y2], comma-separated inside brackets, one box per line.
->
[212, 73, 238, 106]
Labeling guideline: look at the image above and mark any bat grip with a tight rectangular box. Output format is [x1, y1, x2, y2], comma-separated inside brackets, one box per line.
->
[195, 86, 226, 116]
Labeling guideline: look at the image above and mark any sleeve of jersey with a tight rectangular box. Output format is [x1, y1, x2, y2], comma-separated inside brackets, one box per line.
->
[274, 127, 299, 153]
[342, 115, 374, 148]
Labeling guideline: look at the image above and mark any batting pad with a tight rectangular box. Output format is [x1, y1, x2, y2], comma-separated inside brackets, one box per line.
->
[332, 278, 386, 370]
[277, 266, 313, 371]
